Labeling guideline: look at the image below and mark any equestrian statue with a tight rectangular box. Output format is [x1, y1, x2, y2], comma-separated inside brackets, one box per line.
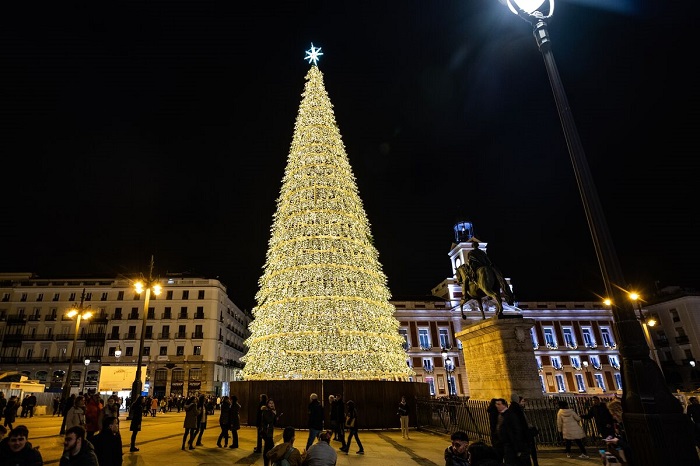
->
[455, 242, 514, 320]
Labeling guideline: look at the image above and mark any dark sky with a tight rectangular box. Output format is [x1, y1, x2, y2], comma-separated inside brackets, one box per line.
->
[1, 1, 697, 310]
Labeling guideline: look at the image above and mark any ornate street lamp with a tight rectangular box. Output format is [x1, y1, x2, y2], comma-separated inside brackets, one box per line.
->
[499, 1, 698, 463]
[59, 289, 92, 434]
[130, 255, 162, 403]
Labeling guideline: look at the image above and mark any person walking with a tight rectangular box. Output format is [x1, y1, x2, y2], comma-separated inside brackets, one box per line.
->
[340, 400, 363, 455]
[260, 398, 281, 466]
[195, 395, 208, 446]
[181, 396, 199, 450]
[253, 393, 268, 454]
[150, 398, 158, 417]
[127, 395, 143, 453]
[26, 395, 37, 418]
[444, 430, 470, 466]
[556, 400, 589, 459]
[305, 393, 323, 452]
[397, 396, 410, 439]
[0, 425, 44, 466]
[64, 396, 86, 432]
[229, 395, 241, 449]
[91, 416, 122, 466]
[53, 397, 61, 416]
[60, 426, 99, 466]
[332, 394, 346, 450]
[3, 396, 18, 430]
[581, 396, 615, 440]
[302, 430, 336, 466]
[217, 396, 230, 448]
[83, 395, 102, 442]
[267, 426, 302, 466]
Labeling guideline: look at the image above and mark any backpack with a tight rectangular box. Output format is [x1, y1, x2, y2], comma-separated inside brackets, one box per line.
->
[273, 445, 294, 466]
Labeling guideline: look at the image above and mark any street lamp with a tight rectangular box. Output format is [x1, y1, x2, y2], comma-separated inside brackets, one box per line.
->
[500, 1, 697, 464]
[628, 292, 661, 368]
[84, 359, 91, 393]
[130, 255, 162, 404]
[115, 345, 122, 359]
[59, 288, 93, 434]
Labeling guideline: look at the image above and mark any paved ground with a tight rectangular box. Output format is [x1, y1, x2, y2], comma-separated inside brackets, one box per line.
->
[10, 411, 605, 465]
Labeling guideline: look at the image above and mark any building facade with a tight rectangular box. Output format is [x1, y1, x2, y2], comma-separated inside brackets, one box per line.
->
[0, 273, 251, 397]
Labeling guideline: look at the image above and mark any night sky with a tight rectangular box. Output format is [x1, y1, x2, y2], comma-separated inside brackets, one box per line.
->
[1, 1, 696, 311]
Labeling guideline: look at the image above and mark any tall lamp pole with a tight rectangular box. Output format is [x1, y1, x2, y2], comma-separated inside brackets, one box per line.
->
[130, 255, 162, 404]
[59, 288, 92, 434]
[500, 1, 697, 464]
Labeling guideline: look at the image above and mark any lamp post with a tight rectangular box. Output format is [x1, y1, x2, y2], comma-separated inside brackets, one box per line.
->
[500, 1, 697, 464]
[59, 288, 93, 434]
[629, 292, 661, 368]
[84, 359, 91, 393]
[130, 255, 162, 404]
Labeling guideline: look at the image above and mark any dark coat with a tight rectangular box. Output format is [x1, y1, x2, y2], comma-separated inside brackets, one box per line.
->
[219, 399, 231, 426]
[128, 398, 143, 432]
[0, 438, 44, 466]
[183, 401, 199, 430]
[4, 399, 18, 423]
[59, 440, 99, 466]
[91, 430, 123, 466]
[444, 446, 470, 466]
[581, 402, 615, 438]
[498, 408, 530, 464]
[308, 399, 324, 430]
[260, 406, 278, 438]
[229, 401, 241, 431]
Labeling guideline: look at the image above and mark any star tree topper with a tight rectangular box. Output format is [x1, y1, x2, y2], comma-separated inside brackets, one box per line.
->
[305, 43, 323, 66]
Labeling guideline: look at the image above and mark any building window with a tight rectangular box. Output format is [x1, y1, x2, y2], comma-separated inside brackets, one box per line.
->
[143, 346, 151, 356]
[570, 356, 581, 370]
[531, 328, 539, 349]
[551, 356, 562, 370]
[422, 358, 433, 372]
[594, 373, 606, 391]
[418, 329, 430, 350]
[555, 374, 566, 392]
[101, 292, 108, 301]
[197, 290, 205, 299]
[108, 347, 116, 356]
[190, 368, 202, 380]
[575, 373, 586, 392]
[670, 309, 680, 322]
[609, 355, 620, 370]
[26, 348, 33, 358]
[53, 293, 60, 301]
[125, 347, 134, 356]
[590, 355, 602, 370]
[614, 373, 623, 390]
[182, 290, 189, 299]
[601, 328, 615, 348]
[20, 293, 27, 302]
[85, 292, 92, 301]
[117, 291, 124, 301]
[563, 327, 577, 348]
[176, 346, 184, 356]
[539, 375, 546, 393]
[582, 327, 596, 348]
[399, 329, 409, 350]
[160, 346, 167, 356]
[166, 290, 173, 300]
[544, 328, 557, 349]
[37, 293, 43, 302]
[426, 377, 435, 396]
[439, 329, 450, 349]
[193, 345, 201, 355]
[536, 356, 543, 371]
[69, 292, 76, 301]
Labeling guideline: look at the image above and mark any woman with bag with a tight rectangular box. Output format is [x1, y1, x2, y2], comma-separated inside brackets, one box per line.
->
[228, 395, 241, 449]
[556, 400, 589, 459]
[340, 400, 363, 455]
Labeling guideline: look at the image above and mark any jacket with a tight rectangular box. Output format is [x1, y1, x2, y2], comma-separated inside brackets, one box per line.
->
[444, 446, 470, 466]
[59, 440, 99, 466]
[219, 399, 231, 425]
[266, 442, 302, 466]
[307, 399, 323, 430]
[0, 438, 44, 466]
[183, 401, 199, 429]
[65, 406, 86, 431]
[91, 430, 123, 466]
[128, 398, 143, 432]
[557, 408, 585, 440]
[230, 401, 241, 430]
[260, 406, 278, 438]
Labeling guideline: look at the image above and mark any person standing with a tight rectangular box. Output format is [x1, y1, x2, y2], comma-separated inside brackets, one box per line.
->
[397, 396, 410, 439]
[306, 393, 324, 452]
[64, 396, 86, 432]
[91, 416, 122, 466]
[26, 395, 37, 418]
[3, 396, 18, 430]
[53, 397, 61, 417]
[127, 395, 143, 453]
[150, 398, 158, 417]
[518, 397, 540, 466]
[60, 426, 99, 466]
[102, 398, 119, 421]
[60, 395, 76, 435]
[498, 396, 530, 466]
[328, 395, 337, 440]
[253, 393, 268, 454]
[267, 426, 302, 466]
[229, 395, 241, 449]
[444, 430, 470, 466]
[261, 398, 281, 466]
[84, 395, 102, 442]
[195, 395, 208, 446]
[0, 425, 44, 466]
[217, 395, 231, 448]
[0, 392, 7, 424]
[556, 400, 588, 459]
[302, 430, 336, 466]
[332, 394, 346, 450]
[486, 398, 503, 463]
[581, 396, 615, 440]
[181, 396, 199, 450]
[340, 400, 363, 455]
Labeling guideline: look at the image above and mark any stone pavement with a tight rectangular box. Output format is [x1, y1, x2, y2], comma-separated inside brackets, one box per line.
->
[13, 411, 604, 465]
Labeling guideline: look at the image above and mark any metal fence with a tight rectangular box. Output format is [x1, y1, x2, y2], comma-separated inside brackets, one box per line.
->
[416, 394, 616, 446]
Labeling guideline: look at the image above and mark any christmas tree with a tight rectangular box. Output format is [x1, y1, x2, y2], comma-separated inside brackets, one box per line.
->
[241, 46, 413, 380]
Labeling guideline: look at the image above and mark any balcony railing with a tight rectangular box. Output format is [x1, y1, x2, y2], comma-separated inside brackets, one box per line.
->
[192, 332, 204, 339]
[194, 312, 205, 319]
[128, 313, 139, 320]
[178, 313, 188, 319]
[174, 332, 187, 339]
[45, 315, 57, 321]
[28, 315, 41, 321]
[159, 332, 171, 339]
[124, 332, 137, 339]
[112, 314, 123, 320]
[161, 313, 172, 319]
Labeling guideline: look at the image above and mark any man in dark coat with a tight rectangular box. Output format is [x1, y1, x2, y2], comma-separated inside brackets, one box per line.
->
[92, 416, 122, 466]
[0, 392, 7, 423]
[495, 398, 530, 466]
[253, 393, 267, 454]
[60, 426, 98, 466]
[0, 425, 43, 466]
[128, 396, 143, 452]
[305, 393, 324, 451]
[581, 396, 615, 439]
[26, 395, 37, 418]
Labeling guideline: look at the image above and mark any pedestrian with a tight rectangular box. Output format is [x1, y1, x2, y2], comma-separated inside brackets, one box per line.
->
[328, 395, 337, 439]
[3, 396, 18, 430]
[60, 426, 99, 466]
[687, 396, 700, 448]
[340, 400, 363, 455]
[253, 393, 268, 454]
[128, 395, 143, 453]
[305, 393, 323, 452]
[0, 425, 43, 466]
[332, 394, 346, 449]
[605, 399, 632, 464]
[64, 396, 86, 432]
[466, 440, 500, 466]
[91, 416, 122, 466]
[181, 396, 199, 450]
[444, 430, 469, 466]
[518, 397, 540, 466]
[302, 430, 336, 466]
[0, 392, 7, 423]
[102, 398, 119, 421]
[229, 395, 241, 449]
[53, 397, 61, 416]
[397, 395, 410, 439]
[20, 395, 29, 418]
[556, 400, 589, 459]
[195, 395, 208, 446]
[84, 395, 102, 442]
[26, 395, 37, 418]
[60, 395, 76, 435]
[267, 426, 302, 466]
[260, 398, 281, 466]
[486, 398, 503, 462]
[497, 395, 531, 466]
[581, 396, 615, 440]
[217, 395, 230, 448]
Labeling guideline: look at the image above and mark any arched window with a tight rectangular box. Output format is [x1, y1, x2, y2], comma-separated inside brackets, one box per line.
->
[35, 371, 48, 382]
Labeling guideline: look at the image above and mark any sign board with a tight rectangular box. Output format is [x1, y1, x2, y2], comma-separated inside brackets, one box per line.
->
[98, 366, 146, 392]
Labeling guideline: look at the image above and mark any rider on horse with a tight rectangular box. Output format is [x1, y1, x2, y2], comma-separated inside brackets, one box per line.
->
[465, 242, 492, 283]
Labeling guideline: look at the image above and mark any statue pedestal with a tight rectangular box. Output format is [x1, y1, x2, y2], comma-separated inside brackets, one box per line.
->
[455, 317, 542, 400]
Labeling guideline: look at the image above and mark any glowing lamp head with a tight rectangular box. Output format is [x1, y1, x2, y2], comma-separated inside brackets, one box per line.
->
[134, 281, 145, 294]
[603, 298, 612, 307]
[506, 0, 546, 14]
[115, 346, 122, 358]
[152, 284, 162, 296]
[582, 361, 589, 368]
[629, 292, 640, 301]
[83, 311, 93, 319]
[66, 309, 78, 318]
[646, 317, 657, 327]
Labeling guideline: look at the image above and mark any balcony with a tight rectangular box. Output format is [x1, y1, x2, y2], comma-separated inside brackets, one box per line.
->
[676, 335, 690, 345]
[107, 333, 120, 340]
[28, 315, 41, 322]
[124, 332, 137, 339]
[194, 312, 205, 319]
[655, 338, 670, 347]
[192, 332, 204, 339]
[144, 333, 154, 340]
[128, 313, 140, 320]
[7, 315, 28, 324]
[174, 332, 187, 339]
[178, 313, 188, 319]
[112, 314, 123, 320]
[44, 315, 57, 321]
[159, 332, 171, 339]
[161, 312, 172, 320]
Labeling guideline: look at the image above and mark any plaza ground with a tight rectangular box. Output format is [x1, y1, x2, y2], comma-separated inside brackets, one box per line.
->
[12, 410, 604, 465]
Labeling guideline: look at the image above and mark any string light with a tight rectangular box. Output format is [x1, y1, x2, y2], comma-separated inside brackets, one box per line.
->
[241, 65, 414, 381]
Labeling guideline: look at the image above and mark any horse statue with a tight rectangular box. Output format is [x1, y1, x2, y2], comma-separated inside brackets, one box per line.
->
[455, 252, 515, 320]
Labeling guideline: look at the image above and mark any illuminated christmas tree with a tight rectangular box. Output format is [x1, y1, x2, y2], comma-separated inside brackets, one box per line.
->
[241, 46, 413, 380]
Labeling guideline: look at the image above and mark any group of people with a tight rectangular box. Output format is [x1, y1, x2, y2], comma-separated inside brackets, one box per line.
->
[180, 393, 242, 450]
